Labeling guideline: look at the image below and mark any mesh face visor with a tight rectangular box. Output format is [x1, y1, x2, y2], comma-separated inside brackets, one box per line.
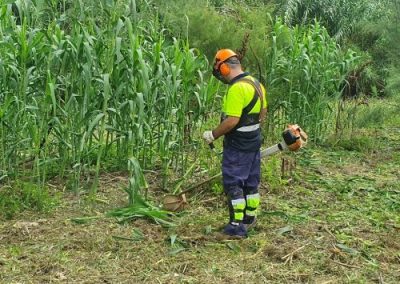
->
[212, 60, 223, 79]
[213, 71, 227, 83]
[212, 57, 240, 83]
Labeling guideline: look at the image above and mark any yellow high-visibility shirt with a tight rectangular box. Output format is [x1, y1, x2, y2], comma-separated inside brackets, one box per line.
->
[222, 75, 267, 118]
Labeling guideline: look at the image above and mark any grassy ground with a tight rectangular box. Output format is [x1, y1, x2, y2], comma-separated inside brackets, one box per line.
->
[1, 99, 399, 283]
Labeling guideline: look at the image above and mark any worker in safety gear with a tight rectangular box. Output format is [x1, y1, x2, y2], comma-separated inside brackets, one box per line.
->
[203, 49, 267, 238]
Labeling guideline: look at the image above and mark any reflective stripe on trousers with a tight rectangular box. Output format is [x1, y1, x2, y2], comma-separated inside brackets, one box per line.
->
[231, 198, 246, 222]
[245, 193, 260, 216]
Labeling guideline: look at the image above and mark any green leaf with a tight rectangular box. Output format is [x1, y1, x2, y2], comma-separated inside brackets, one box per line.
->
[87, 113, 105, 135]
[170, 234, 178, 246]
[1, 1, 16, 7]
[112, 235, 138, 242]
[70, 216, 101, 224]
[204, 225, 212, 235]
[261, 211, 289, 220]
[336, 243, 359, 255]
[169, 247, 186, 256]
[276, 225, 293, 236]
[226, 242, 240, 253]
[132, 228, 145, 241]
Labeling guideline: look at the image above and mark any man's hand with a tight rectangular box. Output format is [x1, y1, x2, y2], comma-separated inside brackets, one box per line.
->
[202, 130, 215, 144]
[202, 116, 239, 144]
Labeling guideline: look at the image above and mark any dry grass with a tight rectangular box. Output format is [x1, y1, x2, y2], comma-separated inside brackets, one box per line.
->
[1, 124, 399, 283]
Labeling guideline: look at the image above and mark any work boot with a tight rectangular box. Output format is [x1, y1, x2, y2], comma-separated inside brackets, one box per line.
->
[243, 216, 257, 230]
[222, 222, 247, 239]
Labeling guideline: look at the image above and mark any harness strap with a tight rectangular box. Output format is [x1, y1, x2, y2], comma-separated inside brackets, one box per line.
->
[235, 78, 263, 121]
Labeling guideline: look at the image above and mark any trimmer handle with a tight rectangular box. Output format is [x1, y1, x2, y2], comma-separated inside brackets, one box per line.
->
[209, 143, 215, 150]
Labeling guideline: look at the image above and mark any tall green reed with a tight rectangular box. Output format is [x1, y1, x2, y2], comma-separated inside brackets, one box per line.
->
[0, 1, 218, 195]
[263, 19, 360, 142]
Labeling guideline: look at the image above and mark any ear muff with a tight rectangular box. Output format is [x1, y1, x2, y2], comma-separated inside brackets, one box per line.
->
[219, 62, 230, 76]
[213, 49, 238, 78]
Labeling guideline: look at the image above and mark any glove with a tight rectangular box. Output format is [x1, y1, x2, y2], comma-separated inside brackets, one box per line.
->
[202, 130, 215, 144]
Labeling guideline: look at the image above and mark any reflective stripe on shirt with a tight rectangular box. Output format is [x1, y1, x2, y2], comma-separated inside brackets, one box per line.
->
[236, 124, 260, 132]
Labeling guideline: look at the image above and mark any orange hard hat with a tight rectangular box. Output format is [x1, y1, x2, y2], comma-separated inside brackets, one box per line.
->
[214, 49, 238, 66]
[213, 49, 239, 78]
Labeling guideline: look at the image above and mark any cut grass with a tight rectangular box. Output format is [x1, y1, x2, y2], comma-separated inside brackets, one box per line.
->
[0, 101, 399, 283]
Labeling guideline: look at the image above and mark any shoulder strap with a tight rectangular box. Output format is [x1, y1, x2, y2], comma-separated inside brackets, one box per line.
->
[235, 78, 264, 116]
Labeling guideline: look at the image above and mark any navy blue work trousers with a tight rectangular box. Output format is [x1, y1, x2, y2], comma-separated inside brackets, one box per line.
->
[222, 146, 261, 190]
[222, 146, 261, 222]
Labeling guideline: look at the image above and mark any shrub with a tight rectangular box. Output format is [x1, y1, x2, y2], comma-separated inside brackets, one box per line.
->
[0, 182, 58, 219]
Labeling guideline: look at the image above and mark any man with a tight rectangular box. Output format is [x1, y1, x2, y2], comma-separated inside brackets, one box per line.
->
[203, 49, 268, 238]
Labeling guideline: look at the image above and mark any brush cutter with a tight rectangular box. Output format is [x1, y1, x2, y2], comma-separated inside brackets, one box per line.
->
[162, 124, 308, 212]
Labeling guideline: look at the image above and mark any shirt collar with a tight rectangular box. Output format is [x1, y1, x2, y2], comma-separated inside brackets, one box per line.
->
[229, 72, 249, 85]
